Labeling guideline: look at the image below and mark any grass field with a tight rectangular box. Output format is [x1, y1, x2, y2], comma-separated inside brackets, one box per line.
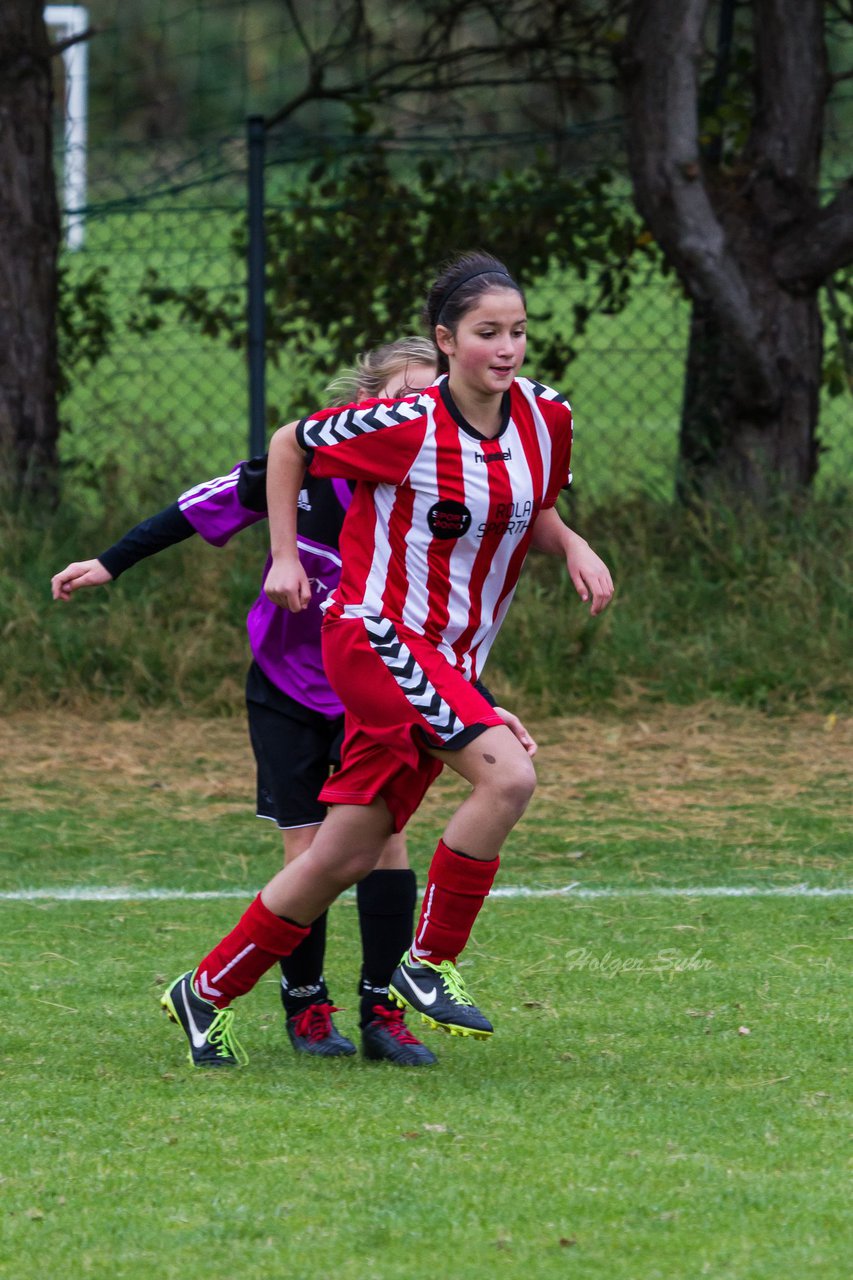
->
[1, 707, 850, 1278]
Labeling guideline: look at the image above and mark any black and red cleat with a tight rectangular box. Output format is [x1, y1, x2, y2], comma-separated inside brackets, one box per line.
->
[361, 1005, 438, 1067]
[286, 1002, 357, 1057]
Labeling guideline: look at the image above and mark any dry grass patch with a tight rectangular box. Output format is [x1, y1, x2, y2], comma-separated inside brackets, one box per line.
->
[1, 711, 255, 814]
[3, 704, 848, 870]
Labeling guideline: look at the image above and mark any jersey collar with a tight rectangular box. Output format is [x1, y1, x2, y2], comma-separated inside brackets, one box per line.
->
[440, 379, 512, 442]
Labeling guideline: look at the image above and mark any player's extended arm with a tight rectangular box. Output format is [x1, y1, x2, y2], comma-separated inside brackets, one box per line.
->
[265, 421, 312, 612]
[51, 457, 271, 604]
[50, 503, 195, 601]
[531, 507, 614, 616]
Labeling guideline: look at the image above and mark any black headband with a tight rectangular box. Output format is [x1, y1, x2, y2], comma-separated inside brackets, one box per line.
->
[436, 268, 514, 319]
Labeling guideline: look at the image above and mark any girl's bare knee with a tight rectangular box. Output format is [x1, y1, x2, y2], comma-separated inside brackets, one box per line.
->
[338, 847, 380, 884]
[507, 760, 537, 816]
[477, 756, 536, 822]
[309, 839, 378, 890]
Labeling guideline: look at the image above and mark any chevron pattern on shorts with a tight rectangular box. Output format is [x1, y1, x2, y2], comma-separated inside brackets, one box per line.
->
[362, 616, 463, 741]
[303, 397, 426, 449]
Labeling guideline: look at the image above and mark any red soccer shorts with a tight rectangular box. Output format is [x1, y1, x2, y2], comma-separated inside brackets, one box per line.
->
[318, 614, 504, 831]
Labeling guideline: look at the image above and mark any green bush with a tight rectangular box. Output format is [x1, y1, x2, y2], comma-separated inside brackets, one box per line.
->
[495, 492, 851, 713]
[2, 486, 850, 715]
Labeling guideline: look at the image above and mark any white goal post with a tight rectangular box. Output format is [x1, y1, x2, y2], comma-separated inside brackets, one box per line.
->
[45, 4, 89, 249]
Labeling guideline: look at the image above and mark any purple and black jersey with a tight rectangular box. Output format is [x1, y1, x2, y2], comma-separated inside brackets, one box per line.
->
[97, 456, 497, 722]
[191, 465, 352, 717]
[98, 457, 351, 718]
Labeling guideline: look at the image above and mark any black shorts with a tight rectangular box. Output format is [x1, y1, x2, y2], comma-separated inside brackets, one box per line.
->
[244, 660, 496, 831]
[246, 665, 344, 830]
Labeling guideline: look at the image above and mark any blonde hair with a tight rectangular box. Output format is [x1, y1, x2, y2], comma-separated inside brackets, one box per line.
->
[325, 337, 438, 405]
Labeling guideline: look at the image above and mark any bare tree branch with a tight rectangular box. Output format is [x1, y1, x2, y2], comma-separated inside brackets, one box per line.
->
[265, 1, 621, 133]
[283, 0, 317, 61]
[773, 183, 853, 288]
[49, 26, 97, 57]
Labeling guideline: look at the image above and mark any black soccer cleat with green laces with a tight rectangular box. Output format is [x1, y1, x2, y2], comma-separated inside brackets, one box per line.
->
[161, 970, 248, 1067]
[388, 953, 493, 1039]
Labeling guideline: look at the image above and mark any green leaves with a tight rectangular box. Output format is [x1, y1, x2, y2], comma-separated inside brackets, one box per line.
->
[56, 265, 115, 397]
[126, 144, 654, 394]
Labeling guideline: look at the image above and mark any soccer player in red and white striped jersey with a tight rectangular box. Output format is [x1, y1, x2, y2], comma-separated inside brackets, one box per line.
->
[162, 251, 613, 1062]
[295, 370, 573, 685]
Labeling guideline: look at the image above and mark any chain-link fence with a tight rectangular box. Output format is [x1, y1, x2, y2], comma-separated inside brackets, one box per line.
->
[53, 2, 852, 513]
[59, 138, 249, 503]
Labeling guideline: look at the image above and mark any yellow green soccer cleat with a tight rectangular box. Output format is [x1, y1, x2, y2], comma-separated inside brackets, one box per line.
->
[388, 953, 493, 1039]
[161, 970, 248, 1067]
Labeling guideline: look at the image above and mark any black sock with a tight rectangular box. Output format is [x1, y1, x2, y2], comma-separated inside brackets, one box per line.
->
[356, 869, 417, 1027]
[279, 911, 329, 1017]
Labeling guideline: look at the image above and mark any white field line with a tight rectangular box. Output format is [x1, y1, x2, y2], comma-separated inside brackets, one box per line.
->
[0, 882, 851, 903]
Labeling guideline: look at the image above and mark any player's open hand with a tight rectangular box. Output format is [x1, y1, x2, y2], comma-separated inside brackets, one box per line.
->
[264, 555, 312, 611]
[51, 559, 114, 601]
[494, 706, 538, 757]
[566, 541, 614, 616]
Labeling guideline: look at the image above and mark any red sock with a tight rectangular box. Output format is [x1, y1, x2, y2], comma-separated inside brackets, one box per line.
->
[194, 895, 310, 1008]
[410, 839, 499, 965]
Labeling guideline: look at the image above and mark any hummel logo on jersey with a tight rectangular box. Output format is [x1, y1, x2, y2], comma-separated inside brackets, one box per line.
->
[475, 448, 512, 464]
[400, 966, 438, 1005]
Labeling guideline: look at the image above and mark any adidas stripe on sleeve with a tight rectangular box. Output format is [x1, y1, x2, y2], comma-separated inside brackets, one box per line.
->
[178, 463, 267, 546]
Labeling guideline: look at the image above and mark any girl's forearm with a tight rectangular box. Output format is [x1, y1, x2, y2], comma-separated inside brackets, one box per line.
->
[530, 506, 587, 556]
[266, 421, 307, 561]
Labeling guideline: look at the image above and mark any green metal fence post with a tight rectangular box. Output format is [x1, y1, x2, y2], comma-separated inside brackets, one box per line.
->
[247, 114, 266, 458]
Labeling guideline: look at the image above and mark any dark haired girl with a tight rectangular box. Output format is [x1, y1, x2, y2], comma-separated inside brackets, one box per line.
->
[161, 252, 613, 1066]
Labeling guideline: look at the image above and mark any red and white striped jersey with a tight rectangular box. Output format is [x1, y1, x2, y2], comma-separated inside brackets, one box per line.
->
[296, 375, 572, 681]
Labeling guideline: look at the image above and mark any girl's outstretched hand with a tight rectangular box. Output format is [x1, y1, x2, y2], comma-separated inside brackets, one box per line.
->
[51, 559, 113, 601]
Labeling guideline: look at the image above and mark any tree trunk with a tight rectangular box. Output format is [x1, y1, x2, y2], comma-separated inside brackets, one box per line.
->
[616, 0, 851, 506]
[0, 0, 60, 504]
[678, 289, 822, 504]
